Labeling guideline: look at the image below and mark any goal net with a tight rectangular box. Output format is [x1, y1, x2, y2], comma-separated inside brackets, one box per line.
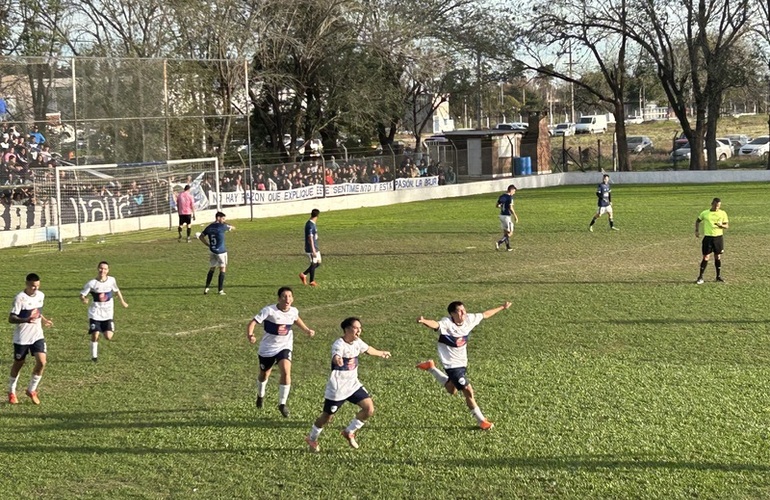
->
[51, 157, 219, 250]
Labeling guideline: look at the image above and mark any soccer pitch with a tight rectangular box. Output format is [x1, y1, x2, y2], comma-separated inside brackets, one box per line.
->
[1, 182, 769, 498]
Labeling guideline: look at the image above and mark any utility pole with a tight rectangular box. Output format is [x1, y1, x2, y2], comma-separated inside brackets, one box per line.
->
[568, 40, 575, 123]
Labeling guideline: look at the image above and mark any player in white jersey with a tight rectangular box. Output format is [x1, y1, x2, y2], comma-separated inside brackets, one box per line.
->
[246, 287, 315, 417]
[8, 273, 54, 405]
[304, 317, 391, 453]
[416, 300, 511, 430]
[80, 261, 129, 362]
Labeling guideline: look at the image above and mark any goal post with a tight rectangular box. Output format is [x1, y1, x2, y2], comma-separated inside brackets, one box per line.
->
[53, 157, 219, 250]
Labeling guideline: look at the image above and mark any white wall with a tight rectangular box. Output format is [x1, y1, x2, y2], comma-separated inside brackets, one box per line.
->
[4, 169, 770, 248]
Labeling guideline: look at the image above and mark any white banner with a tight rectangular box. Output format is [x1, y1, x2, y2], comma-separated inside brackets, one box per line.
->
[394, 176, 439, 189]
[324, 181, 394, 197]
[209, 177, 439, 206]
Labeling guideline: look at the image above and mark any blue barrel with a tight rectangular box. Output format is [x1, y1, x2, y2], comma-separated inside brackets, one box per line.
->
[513, 157, 524, 175]
[521, 156, 532, 175]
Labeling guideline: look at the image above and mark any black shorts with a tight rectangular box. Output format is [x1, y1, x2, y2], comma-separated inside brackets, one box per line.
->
[322, 386, 370, 414]
[178, 214, 192, 226]
[13, 339, 47, 360]
[89, 319, 115, 334]
[258, 349, 292, 371]
[702, 235, 724, 256]
[446, 367, 470, 390]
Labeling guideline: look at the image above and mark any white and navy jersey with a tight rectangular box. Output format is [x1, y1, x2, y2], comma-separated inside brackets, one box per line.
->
[596, 182, 611, 207]
[253, 304, 300, 357]
[324, 337, 369, 401]
[10, 290, 45, 345]
[436, 313, 484, 369]
[81, 277, 120, 321]
[497, 193, 514, 216]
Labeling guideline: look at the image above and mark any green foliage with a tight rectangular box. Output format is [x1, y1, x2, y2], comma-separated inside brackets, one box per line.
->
[1, 182, 770, 498]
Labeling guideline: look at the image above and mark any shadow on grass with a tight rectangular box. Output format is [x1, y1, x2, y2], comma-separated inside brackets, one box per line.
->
[0, 407, 307, 432]
[440, 454, 770, 473]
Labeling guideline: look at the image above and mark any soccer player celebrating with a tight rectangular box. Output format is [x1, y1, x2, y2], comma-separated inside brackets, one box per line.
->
[246, 287, 315, 417]
[588, 174, 619, 231]
[80, 261, 129, 362]
[416, 300, 511, 430]
[299, 209, 320, 287]
[695, 197, 729, 284]
[304, 317, 391, 453]
[495, 184, 518, 251]
[199, 211, 235, 295]
[8, 273, 54, 404]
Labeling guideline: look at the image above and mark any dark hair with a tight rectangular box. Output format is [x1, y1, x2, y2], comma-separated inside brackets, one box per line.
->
[98, 261, 109, 267]
[278, 286, 293, 297]
[508, 184, 517, 191]
[447, 301, 464, 314]
[712, 197, 721, 204]
[184, 184, 191, 191]
[26, 273, 40, 282]
[215, 211, 226, 218]
[340, 316, 361, 330]
[311, 208, 320, 218]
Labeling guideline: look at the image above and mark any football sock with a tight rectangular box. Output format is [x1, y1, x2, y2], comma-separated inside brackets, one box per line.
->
[257, 380, 267, 398]
[218, 272, 226, 291]
[278, 384, 290, 405]
[186, 227, 191, 237]
[428, 367, 449, 385]
[309, 263, 319, 282]
[8, 375, 19, 393]
[589, 219, 596, 227]
[177, 227, 182, 238]
[715, 259, 721, 277]
[28, 375, 41, 392]
[470, 406, 486, 424]
[91, 341, 98, 358]
[346, 418, 366, 433]
[205, 269, 214, 288]
[609, 219, 615, 228]
[699, 260, 708, 277]
[309, 424, 323, 441]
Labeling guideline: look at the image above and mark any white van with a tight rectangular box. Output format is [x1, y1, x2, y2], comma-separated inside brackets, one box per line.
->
[575, 115, 608, 134]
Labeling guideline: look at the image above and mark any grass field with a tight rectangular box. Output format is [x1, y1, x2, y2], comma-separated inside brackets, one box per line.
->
[1, 182, 769, 499]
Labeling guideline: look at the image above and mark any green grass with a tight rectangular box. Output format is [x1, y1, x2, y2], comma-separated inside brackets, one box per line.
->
[1, 183, 770, 498]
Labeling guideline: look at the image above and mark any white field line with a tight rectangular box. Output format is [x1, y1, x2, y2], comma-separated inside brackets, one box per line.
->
[162, 219, 770, 337]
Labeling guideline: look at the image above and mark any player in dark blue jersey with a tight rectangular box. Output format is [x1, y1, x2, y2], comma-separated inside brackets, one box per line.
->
[588, 174, 618, 231]
[495, 185, 518, 251]
[299, 209, 321, 287]
[199, 211, 235, 295]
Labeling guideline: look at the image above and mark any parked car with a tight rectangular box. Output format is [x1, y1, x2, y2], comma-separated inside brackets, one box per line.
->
[551, 123, 575, 136]
[670, 140, 732, 162]
[625, 115, 644, 125]
[495, 122, 528, 132]
[627, 135, 653, 153]
[738, 136, 769, 158]
[716, 138, 733, 159]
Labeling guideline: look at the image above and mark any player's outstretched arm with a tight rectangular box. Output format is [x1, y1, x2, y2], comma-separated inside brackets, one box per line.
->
[366, 346, 391, 359]
[246, 319, 259, 344]
[116, 290, 128, 308]
[295, 317, 315, 337]
[417, 316, 439, 330]
[694, 218, 702, 237]
[482, 302, 511, 319]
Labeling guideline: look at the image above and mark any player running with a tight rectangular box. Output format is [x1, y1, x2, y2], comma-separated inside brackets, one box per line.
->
[80, 261, 129, 362]
[495, 184, 518, 251]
